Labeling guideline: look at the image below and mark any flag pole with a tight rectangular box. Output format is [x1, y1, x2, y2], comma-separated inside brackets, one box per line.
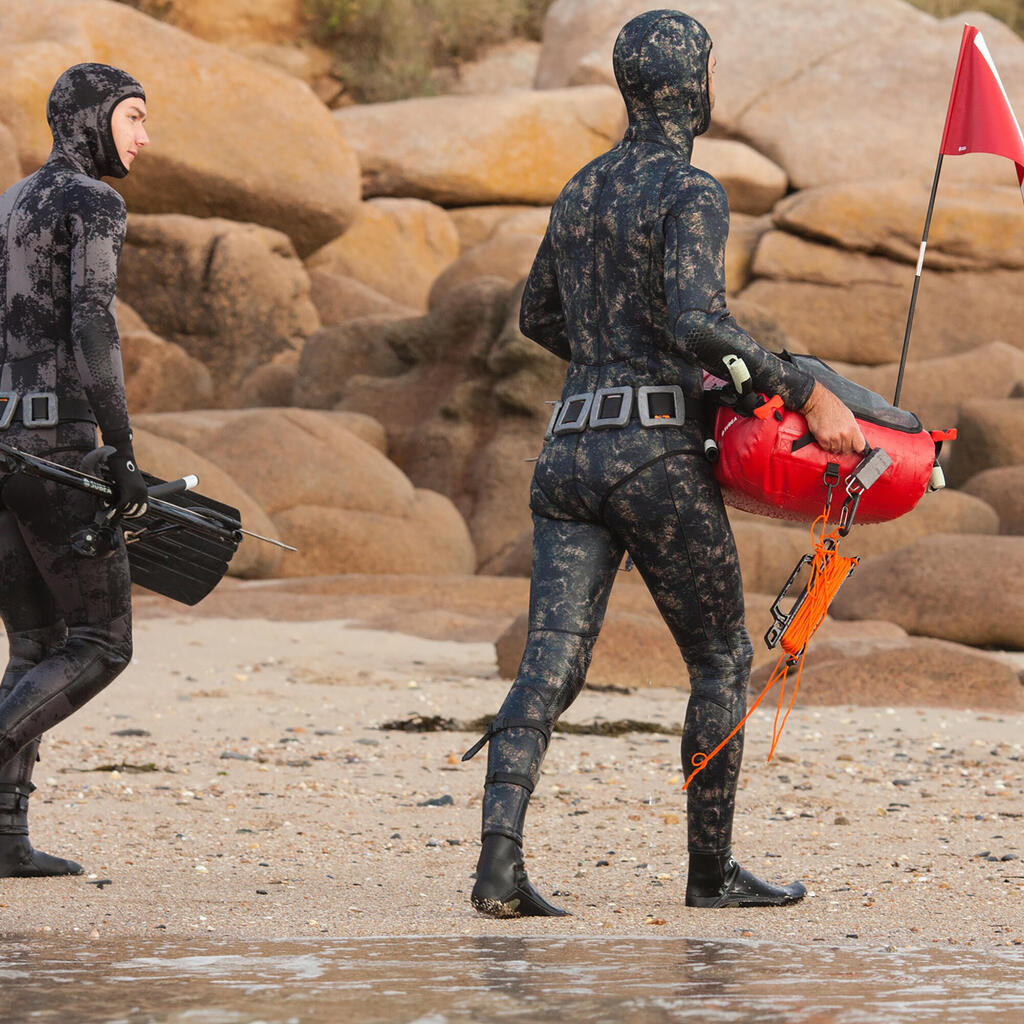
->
[893, 152, 944, 407]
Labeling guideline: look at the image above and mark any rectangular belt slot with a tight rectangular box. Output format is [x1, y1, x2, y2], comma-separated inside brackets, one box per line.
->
[638, 385, 685, 426]
[589, 386, 633, 428]
[22, 392, 58, 428]
[553, 393, 593, 434]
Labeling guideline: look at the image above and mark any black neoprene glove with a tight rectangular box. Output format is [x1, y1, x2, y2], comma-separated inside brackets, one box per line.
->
[102, 429, 148, 518]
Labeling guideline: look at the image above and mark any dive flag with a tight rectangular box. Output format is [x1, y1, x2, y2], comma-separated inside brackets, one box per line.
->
[939, 24, 1024, 196]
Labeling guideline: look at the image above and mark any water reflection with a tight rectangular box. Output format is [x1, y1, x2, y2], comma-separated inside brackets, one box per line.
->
[0, 935, 1021, 1023]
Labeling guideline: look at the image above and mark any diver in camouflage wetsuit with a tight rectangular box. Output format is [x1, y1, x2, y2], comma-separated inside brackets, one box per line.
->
[464, 11, 865, 915]
[0, 64, 151, 877]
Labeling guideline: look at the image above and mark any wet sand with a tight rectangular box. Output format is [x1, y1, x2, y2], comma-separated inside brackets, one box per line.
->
[1, 610, 1022, 950]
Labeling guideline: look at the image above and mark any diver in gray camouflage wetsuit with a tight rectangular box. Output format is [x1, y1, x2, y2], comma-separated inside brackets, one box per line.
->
[0, 64, 151, 877]
[465, 10, 865, 915]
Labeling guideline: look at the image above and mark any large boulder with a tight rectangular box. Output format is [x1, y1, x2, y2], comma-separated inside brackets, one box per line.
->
[538, 2, 1024, 189]
[726, 214, 770, 296]
[273, 491, 476, 578]
[333, 85, 626, 205]
[0, 124, 20, 192]
[448, 205, 551, 251]
[729, 488, 999, 567]
[736, 13, 1024, 191]
[123, 0, 304, 45]
[691, 137, 787, 216]
[749, 634, 1024, 710]
[122, 329, 214, 413]
[961, 466, 1024, 535]
[945, 398, 1024, 487]
[427, 235, 541, 309]
[0, 0, 359, 255]
[830, 534, 1024, 649]
[307, 270, 417, 327]
[118, 215, 319, 405]
[847, 490, 998, 561]
[140, 408, 475, 576]
[294, 316, 414, 412]
[131, 427, 282, 579]
[297, 278, 566, 568]
[828, 342, 1024, 430]
[743, 232, 1024, 364]
[305, 199, 460, 312]
[774, 180, 1024, 271]
[135, 406, 387, 454]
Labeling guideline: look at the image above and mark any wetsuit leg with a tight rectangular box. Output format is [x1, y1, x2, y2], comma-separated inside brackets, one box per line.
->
[0, 466, 133, 769]
[603, 451, 804, 906]
[482, 511, 624, 843]
[471, 509, 624, 916]
[602, 451, 749, 854]
[0, 504, 85, 875]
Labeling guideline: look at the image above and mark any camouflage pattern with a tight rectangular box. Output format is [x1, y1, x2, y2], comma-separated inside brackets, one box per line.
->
[0, 65, 142, 850]
[475, 10, 814, 857]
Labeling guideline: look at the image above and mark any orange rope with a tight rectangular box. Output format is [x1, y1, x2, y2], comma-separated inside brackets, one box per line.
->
[682, 503, 858, 791]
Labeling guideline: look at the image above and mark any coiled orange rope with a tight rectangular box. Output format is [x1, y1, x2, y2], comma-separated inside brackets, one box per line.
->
[683, 503, 858, 790]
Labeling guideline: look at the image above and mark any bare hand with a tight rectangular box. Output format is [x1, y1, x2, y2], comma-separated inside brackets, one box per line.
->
[800, 381, 866, 455]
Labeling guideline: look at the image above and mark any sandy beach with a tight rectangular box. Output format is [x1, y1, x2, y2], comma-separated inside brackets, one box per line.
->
[1, 585, 1021, 952]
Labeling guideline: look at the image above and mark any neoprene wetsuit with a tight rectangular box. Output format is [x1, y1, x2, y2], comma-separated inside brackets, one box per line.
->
[0, 64, 146, 877]
[467, 11, 815, 915]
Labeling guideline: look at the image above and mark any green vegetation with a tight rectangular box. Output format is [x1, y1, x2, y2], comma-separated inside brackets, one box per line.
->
[909, 0, 1024, 34]
[305, 0, 556, 102]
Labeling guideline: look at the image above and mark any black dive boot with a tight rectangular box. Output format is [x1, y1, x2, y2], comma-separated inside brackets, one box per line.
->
[0, 627, 83, 877]
[471, 833, 568, 918]
[686, 850, 805, 908]
[0, 781, 83, 878]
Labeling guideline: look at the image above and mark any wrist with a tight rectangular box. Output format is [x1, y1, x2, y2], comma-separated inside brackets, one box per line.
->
[799, 381, 821, 414]
[102, 427, 134, 454]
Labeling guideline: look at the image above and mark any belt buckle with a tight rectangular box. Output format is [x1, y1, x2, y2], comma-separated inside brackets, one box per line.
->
[21, 392, 58, 428]
[552, 393, 594, 435]
[589, 386, 633, 428]
[638, 385, 685, 427]
[0, 392, 18, 430]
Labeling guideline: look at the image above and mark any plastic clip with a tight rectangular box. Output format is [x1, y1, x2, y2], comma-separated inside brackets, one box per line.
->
[753, 395, 784, 421]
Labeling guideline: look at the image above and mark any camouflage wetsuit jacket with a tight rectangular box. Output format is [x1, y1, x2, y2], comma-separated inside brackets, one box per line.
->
[472, 11, 815, 857]
[0, 65, 144, 813]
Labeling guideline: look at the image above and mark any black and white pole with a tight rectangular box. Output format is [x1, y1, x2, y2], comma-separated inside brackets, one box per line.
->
[893, 153, 945, 407]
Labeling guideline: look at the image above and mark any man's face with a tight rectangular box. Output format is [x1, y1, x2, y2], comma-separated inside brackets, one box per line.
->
[708, 52, 717, 111]
[111, 97, 149, 170]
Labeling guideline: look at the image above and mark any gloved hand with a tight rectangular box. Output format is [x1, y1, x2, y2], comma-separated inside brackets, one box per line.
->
[102, 429, 148, 518]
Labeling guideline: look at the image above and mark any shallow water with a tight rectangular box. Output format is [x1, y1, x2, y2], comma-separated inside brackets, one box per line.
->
[2, 935, 1022, 1024]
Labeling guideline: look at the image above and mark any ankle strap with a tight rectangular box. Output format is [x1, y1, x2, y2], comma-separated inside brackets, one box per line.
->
[485, 771, 535, 793]
[0, 783, 31, 813]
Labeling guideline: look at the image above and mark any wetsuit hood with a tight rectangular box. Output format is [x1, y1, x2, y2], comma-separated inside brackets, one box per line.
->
[613, 9, 712, 160]
[46, 63, 145, 180]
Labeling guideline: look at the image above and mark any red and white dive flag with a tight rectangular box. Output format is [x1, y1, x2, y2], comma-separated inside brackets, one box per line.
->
[940, 24, 1024, 196]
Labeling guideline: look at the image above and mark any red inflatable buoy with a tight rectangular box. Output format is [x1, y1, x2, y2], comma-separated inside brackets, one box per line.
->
[709, 354, 953, 525]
